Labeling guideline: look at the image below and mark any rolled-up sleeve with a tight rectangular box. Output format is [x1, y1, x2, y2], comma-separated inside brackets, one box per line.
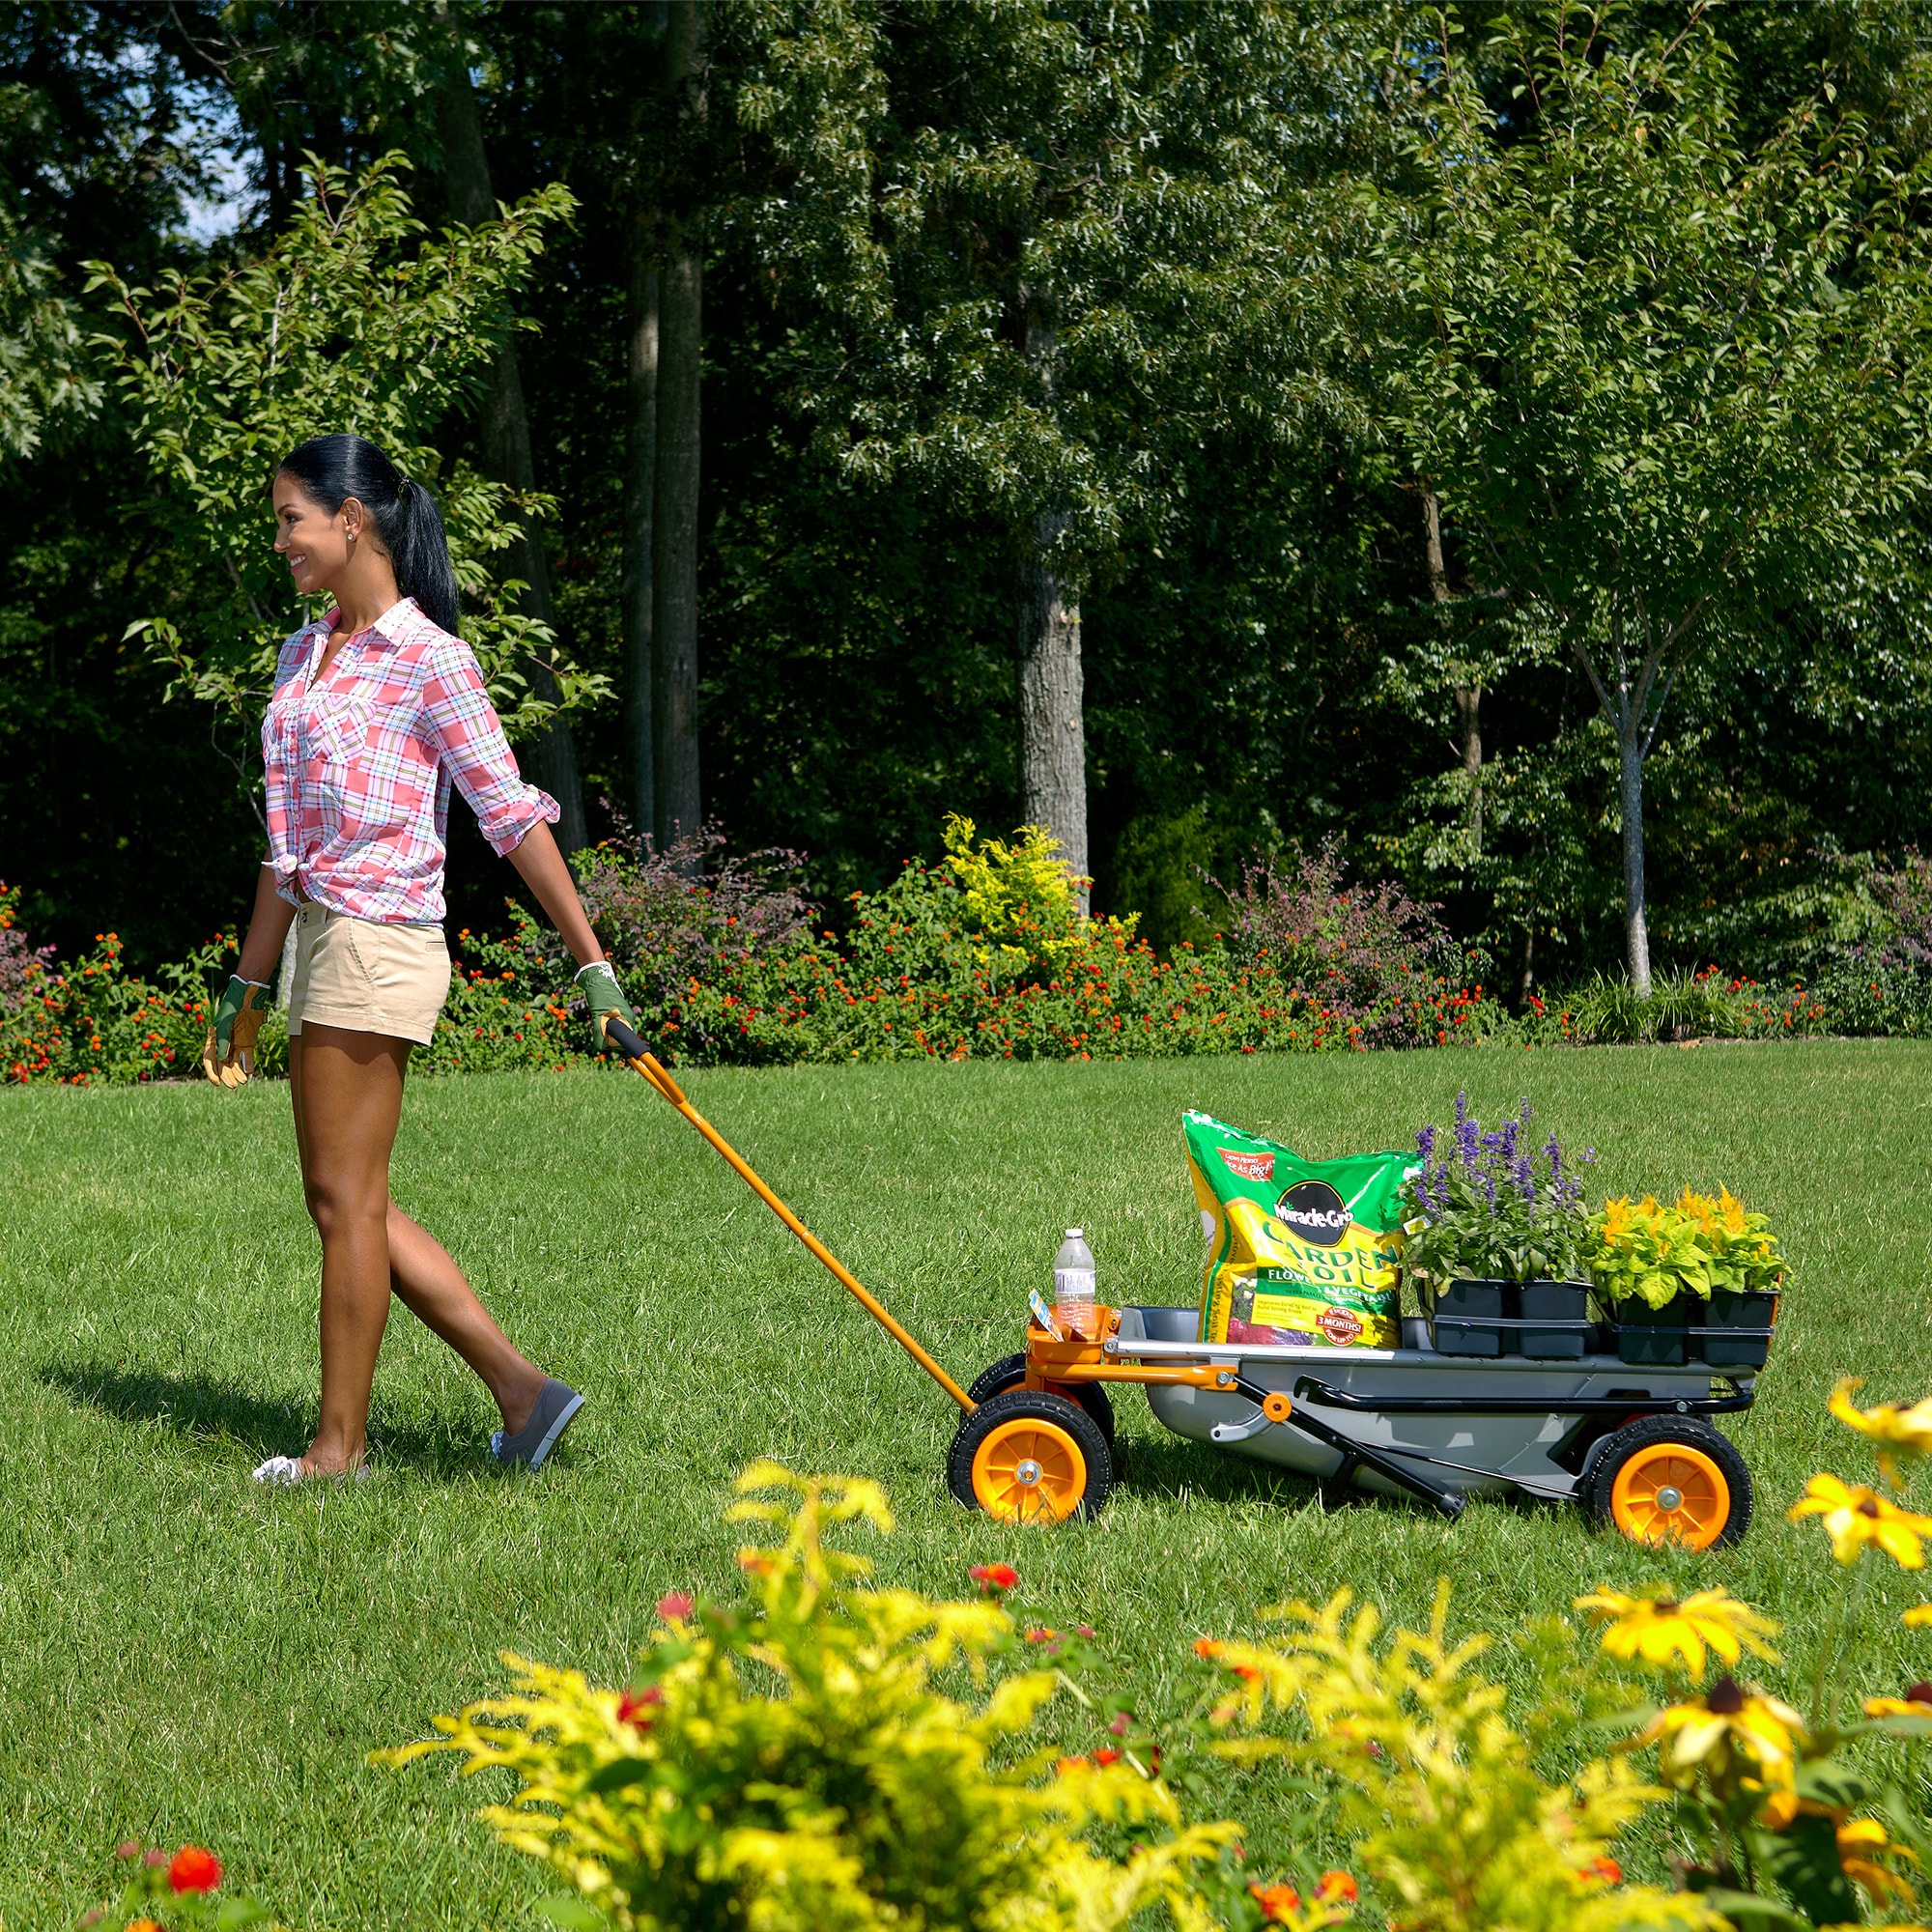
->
[420, 638, 559, 856]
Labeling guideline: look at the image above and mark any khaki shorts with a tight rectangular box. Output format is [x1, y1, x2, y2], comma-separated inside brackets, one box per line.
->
[287, 904, 451, 1047]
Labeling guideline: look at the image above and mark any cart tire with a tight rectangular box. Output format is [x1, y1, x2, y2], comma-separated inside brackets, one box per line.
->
[949, 1389, 1112, 1524]
[1588, 1416, 1751, 1550]
[964, 1352, 1116, 1445]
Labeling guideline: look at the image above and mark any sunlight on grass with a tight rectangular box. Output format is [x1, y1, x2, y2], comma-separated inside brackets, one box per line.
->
[1, 1041, 1924, 1924]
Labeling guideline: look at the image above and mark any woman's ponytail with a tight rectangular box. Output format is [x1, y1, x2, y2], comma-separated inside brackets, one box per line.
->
[386, 477, 461, 637]
[274, 434, 462, 637]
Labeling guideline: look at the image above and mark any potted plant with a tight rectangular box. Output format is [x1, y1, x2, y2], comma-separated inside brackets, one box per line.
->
[1677, 1187, 1783, 1367]
[1582, 1189, 1780, 1365]
[1403, 1095, 1595, 1358]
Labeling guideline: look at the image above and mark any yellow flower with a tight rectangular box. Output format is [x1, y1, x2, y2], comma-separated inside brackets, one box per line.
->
[1837, 1817, 1919, 1906]
[1830, 1378, 1932, 1488]
[1790, 1472, 1932, 1568]
[1634, 1674, 1805, 1796]
[1906, 1604, 1932, 1628]
[1863, 1681, 1932, 1718]
[1574, 1584, 1779, 1681]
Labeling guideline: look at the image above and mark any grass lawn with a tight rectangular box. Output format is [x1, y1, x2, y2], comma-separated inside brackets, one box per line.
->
[2, 1041, 1927, 1928]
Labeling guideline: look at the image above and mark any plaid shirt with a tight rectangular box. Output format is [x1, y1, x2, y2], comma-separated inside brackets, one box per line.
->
[262, 597, 558, 923]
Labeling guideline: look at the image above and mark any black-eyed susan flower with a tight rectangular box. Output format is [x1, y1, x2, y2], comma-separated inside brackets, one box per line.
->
[1830, 1378, 1932, 1489]
[1634, 1674, 1805, 1796]
[1790, 1473, 1932, 1567]
[1863, 1681, 1932, 1719]
[1574, 1583, 1779, 1680]
[1836, 1817, 1919, 1906]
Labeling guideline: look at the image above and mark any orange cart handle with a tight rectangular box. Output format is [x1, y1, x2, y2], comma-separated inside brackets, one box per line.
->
[603, 1019, 975, 1413]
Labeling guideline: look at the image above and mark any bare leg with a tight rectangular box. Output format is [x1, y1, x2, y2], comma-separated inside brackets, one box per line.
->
[386, 1207, 547, 1436]
[290, 1024, 407, 1474]
[291, 1030, 549, 1460]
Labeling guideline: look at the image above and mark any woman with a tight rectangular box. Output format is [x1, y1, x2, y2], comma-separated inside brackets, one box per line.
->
[203, 433, 634, 1483]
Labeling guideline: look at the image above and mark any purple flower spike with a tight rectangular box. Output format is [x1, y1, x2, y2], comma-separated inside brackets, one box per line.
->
[1417, 1123, 1437, 1161]
[1546, 1131, 1562, 1183]
[1456, 1116, 1480, 1167]
[1455, 1091, 1468, 1127]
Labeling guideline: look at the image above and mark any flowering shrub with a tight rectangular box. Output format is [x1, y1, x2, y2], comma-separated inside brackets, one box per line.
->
[1184, 1377, 1932, 1930]
[81, 1840, 271, 1930]
[1401, 1093, 1595, 1289]
[379, 1462, 1244, 1932]
[1213, 843, 1470, 1051]
[1584, 1189, 1785, 1310]
[0, 921, 277, 1086]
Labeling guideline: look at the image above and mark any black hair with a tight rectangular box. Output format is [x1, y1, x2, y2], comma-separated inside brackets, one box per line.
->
[275, 434, 461, 636]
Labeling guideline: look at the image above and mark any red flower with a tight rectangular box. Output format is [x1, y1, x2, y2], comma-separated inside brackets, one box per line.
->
[656, 1590, 696, 1621]
[1578, 1856, 1621, 1886]
[1249, 1881, 1301, 1921]
[1108, 1712, 1131, 1735]
[1316, 1869, 1359, 1903]
[167, 1846, 222, 1893]
[1094, 1747, 1123, 1766]
[1025, 1626, 1058, 1644]
[616, 1685, 663, 1728]
[969, 1562, 1018, 1595]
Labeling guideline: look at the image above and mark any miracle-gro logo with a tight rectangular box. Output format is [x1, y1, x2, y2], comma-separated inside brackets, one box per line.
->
[1275, 1179, 1351, 1248]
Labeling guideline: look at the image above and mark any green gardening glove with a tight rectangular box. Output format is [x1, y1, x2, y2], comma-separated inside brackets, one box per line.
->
[202, 976, 274, 1088]
[576, 960, 637, 1056]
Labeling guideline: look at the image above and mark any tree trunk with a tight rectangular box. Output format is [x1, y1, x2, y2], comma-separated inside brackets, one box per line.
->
[1017, 308, 1088, 906]
[1422, 482, 1480, 853]
[622, 227, 659, 846]
[435, 42, 588, 860]
[652, 0, 704, 853]
[1618, 725, 1652, 998]
[1016, 510, 1089, 905]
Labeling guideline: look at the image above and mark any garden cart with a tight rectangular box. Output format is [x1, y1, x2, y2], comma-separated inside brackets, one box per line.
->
[605, 1022, 1759, 1550]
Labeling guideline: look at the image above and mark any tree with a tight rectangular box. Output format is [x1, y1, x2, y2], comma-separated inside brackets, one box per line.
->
[1367, 3, 1932, 993]
[88, 156, 608, 814]
[724, 0, 1352, 902]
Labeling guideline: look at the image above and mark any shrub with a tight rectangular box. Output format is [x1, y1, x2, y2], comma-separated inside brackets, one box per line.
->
[379, 1462, 1242, 1932]
[1212, 844, 1472, 1051]
[0, 911, 271, 1086]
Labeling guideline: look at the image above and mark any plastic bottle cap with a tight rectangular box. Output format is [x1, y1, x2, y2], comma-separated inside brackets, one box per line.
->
[1065, 1228, 1083, 1238]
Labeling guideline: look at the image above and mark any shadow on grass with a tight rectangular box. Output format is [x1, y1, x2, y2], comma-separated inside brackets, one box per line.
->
[38, 1358, 495, 1478]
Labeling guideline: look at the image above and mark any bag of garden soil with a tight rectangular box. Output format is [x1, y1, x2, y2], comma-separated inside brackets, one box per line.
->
[1184, 1111, 1415, 1350]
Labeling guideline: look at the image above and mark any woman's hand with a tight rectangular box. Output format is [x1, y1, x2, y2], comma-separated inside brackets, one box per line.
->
[204, 976, 275, 1086]
[576, 961, 638, 1056]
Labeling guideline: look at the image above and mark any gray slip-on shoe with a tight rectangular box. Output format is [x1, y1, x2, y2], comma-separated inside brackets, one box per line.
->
[492, 1378, 584, 1471]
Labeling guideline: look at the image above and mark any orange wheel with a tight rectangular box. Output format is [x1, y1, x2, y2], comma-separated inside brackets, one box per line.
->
[1610, 1442, 1729, 1548]
[1590, 1416, 1751, 1550]
[972, 1417, 1087, 1522]
[947, 1390, 1113, 1523]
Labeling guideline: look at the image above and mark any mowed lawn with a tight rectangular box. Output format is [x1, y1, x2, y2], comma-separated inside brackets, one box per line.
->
[2, 1042, 1928, 1929]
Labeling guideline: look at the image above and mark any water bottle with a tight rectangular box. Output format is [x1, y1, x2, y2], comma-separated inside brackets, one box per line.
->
[1053, 1228, 1096, 1338]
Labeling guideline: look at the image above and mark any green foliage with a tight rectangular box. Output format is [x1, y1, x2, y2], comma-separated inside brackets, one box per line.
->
[1197, 1588, 1716, 1932]
[84, 155, 606, 751]
[1362, 1, 1932, 979]
[1584, 1188, 1785, 1309]
[379, 1462, 1238, 1932]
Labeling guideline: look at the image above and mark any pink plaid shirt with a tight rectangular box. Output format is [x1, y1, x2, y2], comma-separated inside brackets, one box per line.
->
[262, 597, 558, 923]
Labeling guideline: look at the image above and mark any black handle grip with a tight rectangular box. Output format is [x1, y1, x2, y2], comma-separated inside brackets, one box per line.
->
[603, 1016, 648, 1061]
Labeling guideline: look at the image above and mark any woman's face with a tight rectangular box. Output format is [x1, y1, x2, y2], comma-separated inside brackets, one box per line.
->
[270, 473, 362, 597]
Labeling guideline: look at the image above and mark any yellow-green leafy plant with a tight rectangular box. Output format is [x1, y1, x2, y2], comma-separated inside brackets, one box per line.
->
[1190, 1593, 1716, 1932]
[378, 1461, 1236, 1932]
[942, 813, 1136, 971]
[1584, 1188, 1783, 1310]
